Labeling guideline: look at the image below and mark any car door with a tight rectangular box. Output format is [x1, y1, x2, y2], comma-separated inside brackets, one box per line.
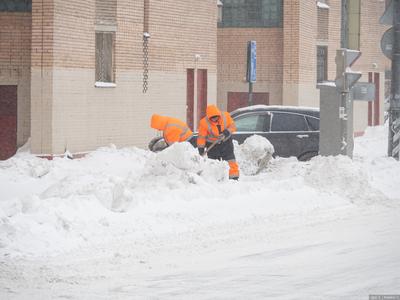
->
[268, 112, 311, 158]
[232, 112, 270, 144]
[303, 115, 320, 156]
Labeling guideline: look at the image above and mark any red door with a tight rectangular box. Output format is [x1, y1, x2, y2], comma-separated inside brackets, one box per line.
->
[227, 92, 269, 112]
[187, 69, 207, 130]
[197, 69, 208, 123]
[0, 85, 18, 160]
[186, 69, 194, 130]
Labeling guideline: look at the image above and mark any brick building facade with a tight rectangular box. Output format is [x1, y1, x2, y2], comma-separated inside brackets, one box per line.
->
[217, 0, 390, 134]
[0, 0, 391, 159]
[0, 0, 217, 158]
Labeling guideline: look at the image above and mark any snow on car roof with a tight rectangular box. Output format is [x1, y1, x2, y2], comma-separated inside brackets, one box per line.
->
[231, 105, 319, 115]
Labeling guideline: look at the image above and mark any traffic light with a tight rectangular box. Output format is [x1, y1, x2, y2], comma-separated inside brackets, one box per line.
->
[335, 49, 362, 92]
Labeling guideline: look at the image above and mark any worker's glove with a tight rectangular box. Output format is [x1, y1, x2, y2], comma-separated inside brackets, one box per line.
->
[198, 147, 205, 156]
[222, 129, 231, 140]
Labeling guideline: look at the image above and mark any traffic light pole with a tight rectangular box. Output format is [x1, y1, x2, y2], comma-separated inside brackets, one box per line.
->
[340, 90, 353, 156]
[388, 0, 400, 160]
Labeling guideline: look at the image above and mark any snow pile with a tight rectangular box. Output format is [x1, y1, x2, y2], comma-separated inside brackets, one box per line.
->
[354, 125, 388, 160]
[148, 142, 228, 183]
[304, 155, 386, 204]
[0, 126, 399, 259]
[0, 151, 51, 178]
[235, 135, 274, 175]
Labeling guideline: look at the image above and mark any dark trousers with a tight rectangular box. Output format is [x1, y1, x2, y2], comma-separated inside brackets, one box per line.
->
[206, 137, 236, 161]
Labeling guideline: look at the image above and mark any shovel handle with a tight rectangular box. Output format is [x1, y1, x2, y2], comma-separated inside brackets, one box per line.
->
[202, 135, 225, 156]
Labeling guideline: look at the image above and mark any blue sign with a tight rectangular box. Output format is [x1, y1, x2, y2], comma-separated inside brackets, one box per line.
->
[246, 41, 257, 83]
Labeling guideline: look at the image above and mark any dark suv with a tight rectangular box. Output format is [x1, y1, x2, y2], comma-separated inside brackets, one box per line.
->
[149, 105, 320, 161]
[230, 105, 320, 161]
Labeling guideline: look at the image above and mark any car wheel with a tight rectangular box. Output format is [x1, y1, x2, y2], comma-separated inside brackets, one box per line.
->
[298, 151, 318, 161]
[148, 137, 167, 152]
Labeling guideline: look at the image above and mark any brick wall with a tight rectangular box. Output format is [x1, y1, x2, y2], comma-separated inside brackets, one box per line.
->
[282, 0, 319, 107]
[355, 0, 389, 129]
[217, 28, 283, 109]
[317, 7, 329, 41]
[31, 0, 55, 154]
[216, 0, 387, 132]
[30, 0, 217, 155]
[356, 1, 389, 74]
[0, 12, 31, 147]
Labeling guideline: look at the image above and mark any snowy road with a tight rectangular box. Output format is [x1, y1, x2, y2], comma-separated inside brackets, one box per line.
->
[2, 202, 399, 300]
[1, 126, 400, 299]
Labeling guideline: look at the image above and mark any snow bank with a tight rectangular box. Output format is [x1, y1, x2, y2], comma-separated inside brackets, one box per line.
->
[304, 155, 387, 204]
[0, 126, 399, 258]
[148, 142, 228, 183]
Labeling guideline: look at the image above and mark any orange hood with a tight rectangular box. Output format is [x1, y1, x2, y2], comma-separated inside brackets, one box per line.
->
[150, 114, 168, 130]
[206, 105, 221, 120]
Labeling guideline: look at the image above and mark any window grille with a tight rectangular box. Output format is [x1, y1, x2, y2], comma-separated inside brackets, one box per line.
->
[317, 46, 328, 83]
[219, 0, 282, 28]
[95, 32, 115, 83]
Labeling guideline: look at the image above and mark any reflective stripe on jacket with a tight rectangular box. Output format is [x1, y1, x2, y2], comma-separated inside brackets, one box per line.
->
[151, 114, 193, 145]
[197, 105, 236, 148]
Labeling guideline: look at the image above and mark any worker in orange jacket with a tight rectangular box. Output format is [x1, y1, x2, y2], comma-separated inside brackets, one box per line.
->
[197, 105, 239, 180]
[150, 114, 193, 146]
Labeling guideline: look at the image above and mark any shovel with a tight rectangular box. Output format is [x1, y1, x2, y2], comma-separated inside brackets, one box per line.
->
[202, 135, 226, 157]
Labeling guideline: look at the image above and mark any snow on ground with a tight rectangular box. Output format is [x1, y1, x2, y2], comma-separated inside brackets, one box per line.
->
[0, 127, 399, 299]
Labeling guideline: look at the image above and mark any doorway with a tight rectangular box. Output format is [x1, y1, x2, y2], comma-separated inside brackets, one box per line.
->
[0, 85, 18, 160]
[227, 92, 269, 112]
[187, 69, 207, 130]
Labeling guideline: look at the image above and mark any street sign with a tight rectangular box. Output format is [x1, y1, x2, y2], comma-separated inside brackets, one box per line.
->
[246, 41, 256, 83]
[351, 82, 375, 101]
[381, 27, 394, 60]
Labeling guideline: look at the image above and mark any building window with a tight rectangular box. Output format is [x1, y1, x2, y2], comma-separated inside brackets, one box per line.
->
[317, 46, 328, 83]
[95, 32, 115, 83]
[219, 0, 283, 28]
[0, 0, 31, 12]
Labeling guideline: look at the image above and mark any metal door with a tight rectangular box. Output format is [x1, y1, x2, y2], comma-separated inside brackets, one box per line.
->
[227, 92, 269, 112]
[0, 85, 17, 160]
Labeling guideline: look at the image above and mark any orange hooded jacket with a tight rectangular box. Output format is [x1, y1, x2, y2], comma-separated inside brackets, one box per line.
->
[151, 114, 193, 145]
[197, 105, 236, 149]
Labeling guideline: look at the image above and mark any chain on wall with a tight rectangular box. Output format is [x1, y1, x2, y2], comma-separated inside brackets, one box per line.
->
[143, 35, 149, 93]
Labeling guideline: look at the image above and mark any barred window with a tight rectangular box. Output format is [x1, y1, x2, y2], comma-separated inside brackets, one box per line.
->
[317, 46, 328, 83]
[0, 0, 31, 12]
[95, 32, 115, 83]
[219, 0, 283, 28]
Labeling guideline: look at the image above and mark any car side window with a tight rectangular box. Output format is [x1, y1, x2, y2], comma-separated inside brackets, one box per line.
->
[306, 116, 320, 131]
[235, 113, 268, 132]
[271, 112, 308, 132]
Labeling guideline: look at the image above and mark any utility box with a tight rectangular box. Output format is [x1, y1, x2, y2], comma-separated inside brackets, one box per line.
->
[318, 49, 363, 158]
[318, 84, 353, 157]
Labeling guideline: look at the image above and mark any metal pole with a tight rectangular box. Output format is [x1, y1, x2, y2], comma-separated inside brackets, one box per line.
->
[388, 0, 400, 159]
[194, 57, 198, 130]
[248, 82, 253, 106]
[340, 1, 350, 156]
[341, 0, 348, 48]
